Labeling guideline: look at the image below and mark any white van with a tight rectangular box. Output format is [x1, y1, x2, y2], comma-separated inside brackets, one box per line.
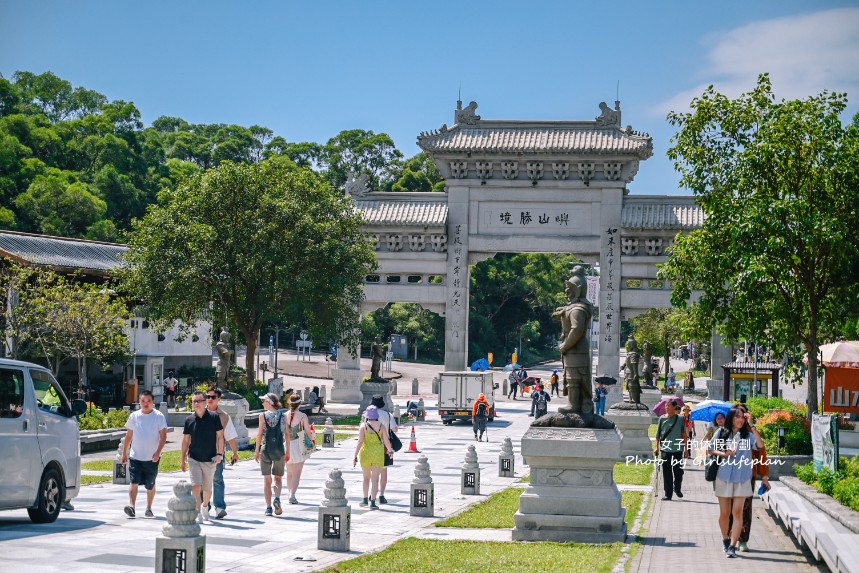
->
[0, 358, 86, 523]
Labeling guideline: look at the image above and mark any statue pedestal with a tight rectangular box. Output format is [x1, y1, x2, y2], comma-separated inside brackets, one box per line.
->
[605, 406, 654, 461]
[512, 426, 627, 543]
[639, 389, 662, 423]
[605, 384, 624, 410]
[331, 369, 365, 403]
[358, 380, 393, 418]
[220, 394, 250, 448]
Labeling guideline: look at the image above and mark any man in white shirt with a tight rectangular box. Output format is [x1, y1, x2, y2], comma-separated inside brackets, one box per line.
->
[207, 388, 239, 519]
[368, 395, 398, 504]
[122, 390, 168, 518]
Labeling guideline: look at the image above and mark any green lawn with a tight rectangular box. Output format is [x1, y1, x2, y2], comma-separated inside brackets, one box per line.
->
[435, 487, 644, 532]
[647, 424, 657, 438]
[322, 538, 623, 573]
[82, 449, 256, 473]
[81, 474, 112, 485]
[614, 461, 654, 486]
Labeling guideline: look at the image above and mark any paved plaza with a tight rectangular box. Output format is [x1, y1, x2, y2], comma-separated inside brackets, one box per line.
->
[0, 358, 827, 572]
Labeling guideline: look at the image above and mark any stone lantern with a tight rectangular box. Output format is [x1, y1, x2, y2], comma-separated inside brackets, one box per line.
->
[155, 481, 205, 572]
[322, 417, 335, 448]
[318, 469, 350, 551]
[461, 444, 480, 495]
[410, 455, 434, 517]
[499, 437, 515, 477]
[113, 437, 130, 485]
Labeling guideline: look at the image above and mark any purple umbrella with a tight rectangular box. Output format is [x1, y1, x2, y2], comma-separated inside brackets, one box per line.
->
[651, 396, 685, 417]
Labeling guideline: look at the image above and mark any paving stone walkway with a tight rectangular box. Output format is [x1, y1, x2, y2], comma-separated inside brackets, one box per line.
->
[629, 456, 826, 572]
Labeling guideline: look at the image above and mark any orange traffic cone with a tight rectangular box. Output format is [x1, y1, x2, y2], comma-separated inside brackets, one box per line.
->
[406, 425, 420, 453]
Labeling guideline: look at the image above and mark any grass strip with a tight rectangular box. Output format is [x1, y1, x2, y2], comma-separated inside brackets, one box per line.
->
[82, 449, 256, 472]
[322, 538, 622, 573]
[614, 461, 654, 485]
[436, 487, 643, 531]
[81, 475, 112, 485]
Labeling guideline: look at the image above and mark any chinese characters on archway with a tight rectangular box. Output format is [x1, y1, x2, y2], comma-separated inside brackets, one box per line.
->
[498, 211, 570, 226]
[603, 227, 617, 344]
[449, 224, 466, 340]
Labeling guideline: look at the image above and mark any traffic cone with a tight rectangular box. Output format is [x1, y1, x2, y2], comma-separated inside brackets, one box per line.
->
[406, 425, 420, 453]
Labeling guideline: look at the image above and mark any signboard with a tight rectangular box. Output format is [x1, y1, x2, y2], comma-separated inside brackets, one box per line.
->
[811, 414, 839, 472]
[823, 367, 859, 414]
[487, 353, 493, 365]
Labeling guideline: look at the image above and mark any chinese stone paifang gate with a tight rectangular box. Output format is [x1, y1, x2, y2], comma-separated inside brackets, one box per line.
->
[330, 101, 705, 402]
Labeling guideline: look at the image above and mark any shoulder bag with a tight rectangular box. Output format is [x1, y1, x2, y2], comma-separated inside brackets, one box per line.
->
[292, 411, 314, 460]
[705, 427, 726, 482]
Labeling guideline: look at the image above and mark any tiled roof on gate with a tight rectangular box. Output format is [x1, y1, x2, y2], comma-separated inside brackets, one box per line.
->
[0, 231, 126, 273]
[621, 200, 705, 230]
[417, 121, 653, 159]
[356, 199, 448, 227]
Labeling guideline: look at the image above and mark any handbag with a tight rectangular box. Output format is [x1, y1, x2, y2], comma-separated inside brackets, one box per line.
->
[298, 429, 313, 459]
[705, 427, 726, 482]
[389, 429, 403, 452]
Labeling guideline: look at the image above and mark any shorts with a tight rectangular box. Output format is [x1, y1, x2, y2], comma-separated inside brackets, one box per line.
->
[189, 459, 216, 491]
[260, 451, 285, 476]
[129, 459, 159, 490]
[714, 478, 753, 498]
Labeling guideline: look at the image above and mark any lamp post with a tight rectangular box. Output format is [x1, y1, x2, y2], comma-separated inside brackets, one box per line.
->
[777, 426, 786, 456]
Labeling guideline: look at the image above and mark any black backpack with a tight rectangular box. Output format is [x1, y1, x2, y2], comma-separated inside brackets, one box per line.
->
[263, 411, 285, 459]
[476, 401, 488, 418]
[535, 392, 548, 414]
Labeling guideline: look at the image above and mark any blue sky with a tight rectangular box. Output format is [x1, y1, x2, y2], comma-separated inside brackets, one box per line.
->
[2, 1, 858, 195]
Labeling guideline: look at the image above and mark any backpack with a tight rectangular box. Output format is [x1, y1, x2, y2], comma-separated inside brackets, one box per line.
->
[476, 401, 488, 418]
[535, 392, 548, 414]
[263, 411, 285, 460]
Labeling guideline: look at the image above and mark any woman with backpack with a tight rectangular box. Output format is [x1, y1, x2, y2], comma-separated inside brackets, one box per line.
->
[254, 393, 287, 516]
[353, 405, 394, 509]
[472, 393, 491, 441]
[285, 393, 312, 505]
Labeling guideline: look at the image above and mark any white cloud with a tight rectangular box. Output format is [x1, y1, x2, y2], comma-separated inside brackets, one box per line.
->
[657, 7, 859, 115]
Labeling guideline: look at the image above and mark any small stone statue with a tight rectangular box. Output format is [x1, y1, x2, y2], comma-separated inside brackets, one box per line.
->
[642, 341, 654, 386]
[345, 172, 370, 197]
[370, 340, 386, 381]
[595, 101, 621, 127]
[163, 481, 201, 538]
[455, 100, 480, 125]
[553, 265, 594, 415]
[624, 338, 642, 404]
[215, 328, 231, 383]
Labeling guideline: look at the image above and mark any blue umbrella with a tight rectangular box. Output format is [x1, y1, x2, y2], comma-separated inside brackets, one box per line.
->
[470, 358, 491, 371]
[689, 400, 732, 422]
[502, 363, 521, 372]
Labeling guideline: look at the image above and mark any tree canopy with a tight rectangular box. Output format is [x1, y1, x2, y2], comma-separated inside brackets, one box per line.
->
[122, 160, 376, 385]
[660, 74, 859, 420]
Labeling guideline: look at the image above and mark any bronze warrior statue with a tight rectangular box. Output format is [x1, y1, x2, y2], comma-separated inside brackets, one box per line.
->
[624, 338, 642, 404]
[553, 265, 594, 415]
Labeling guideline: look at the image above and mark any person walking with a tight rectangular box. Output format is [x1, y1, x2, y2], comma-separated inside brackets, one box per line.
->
[708, 405, 764, 557]
[206, 388, 239, 519]
[728, 404, 770, 552]
[284, 393, 311, 504]
[529, 384, 551, 418]
[704, 411, 726, 442]
[254, 393, 287, 516]
[121, 390, 167, 518]
[366, 395, 397, 504]
[164, 371, 178, 409]
[353, 405, 394, 509]
[507, 370, 519, 400]
[472, 393, 491, 441]
[180, 391, 225, 523]
[593, 380, 608, 416]
[654, 399, 687, 501]
[681, 404, 696, 459]
[549, 370, 560, 397]
[517, 367, 529, 396]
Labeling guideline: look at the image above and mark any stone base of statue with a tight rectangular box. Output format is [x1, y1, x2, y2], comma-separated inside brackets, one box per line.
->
[605, 384, 624, 410]
[605, 402, 654, 461]
[358, 380, 393, 417]
[219, 392, 250, 448]
[638, 389, 662, 422]
[512, 425, 627, 543]
[331, 368, 365, 403]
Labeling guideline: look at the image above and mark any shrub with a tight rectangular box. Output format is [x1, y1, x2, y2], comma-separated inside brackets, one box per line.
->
[795, 460, 816, 484]
[106, 408, 130, 429]
[745, 396, 802, 420]
[79, 405, 105, 430]
[757, 409, 812, 455]
[817, 466, 844, 496]
[833, 479, 859, 512]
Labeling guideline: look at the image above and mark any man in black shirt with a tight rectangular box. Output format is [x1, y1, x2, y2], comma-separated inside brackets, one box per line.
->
[181, 391, 224, 523]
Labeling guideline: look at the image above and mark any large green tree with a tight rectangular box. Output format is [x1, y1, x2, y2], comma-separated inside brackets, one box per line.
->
[122, 160, 377, 386]
[660, 75, 859, 421]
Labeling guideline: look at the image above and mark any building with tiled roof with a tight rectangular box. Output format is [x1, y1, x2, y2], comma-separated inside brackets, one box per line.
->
[0, 231, 126, 276]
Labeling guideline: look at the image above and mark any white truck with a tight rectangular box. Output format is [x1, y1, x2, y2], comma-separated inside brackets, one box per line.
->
[437, 371, 496, 425]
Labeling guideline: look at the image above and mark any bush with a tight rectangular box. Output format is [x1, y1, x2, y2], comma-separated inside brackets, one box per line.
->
[106, 408, 130, 429]
[795, 458, 859, 512]
[757, 409, 812, 455]
[745, 396, 803, 420]
[833, 479, 859, 512]
[79, 405, 105, 430]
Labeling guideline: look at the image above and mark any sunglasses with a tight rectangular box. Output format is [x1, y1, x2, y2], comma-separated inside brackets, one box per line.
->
[192, 399, 205, 403]
[206, 395, 218, 399]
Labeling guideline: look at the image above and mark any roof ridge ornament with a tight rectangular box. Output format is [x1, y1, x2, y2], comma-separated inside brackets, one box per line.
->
[454, 99, 480, 126]
[345, 172, 370, 198]
[595, 100, 621, 127]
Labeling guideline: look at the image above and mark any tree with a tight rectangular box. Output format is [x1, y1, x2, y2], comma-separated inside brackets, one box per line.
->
[628, 307, 709, 378]
[660, 74, 859, 421]
[122, 160, 377, 386]
[321, 129, 403, 191]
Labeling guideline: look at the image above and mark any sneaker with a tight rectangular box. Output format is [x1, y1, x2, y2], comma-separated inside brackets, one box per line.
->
[124, 506, 135, 518]
[202, 507, 211, 522]
[359, 498, 369, 507]
[289, 495, 298, 505]
[474, 434, 478, 441]
[197, 511, 204, 524]
[215, 507, 227, 519]
[62, 502, 74, 511]
[661, 495, 672, 501]
[144, 508, 154, 518]
[264, 507, 273, 516]
[378, 495, 388, 504]
[273, 498, 282, 515]
[726, 545, 737, 558]
[675, 490, 684, 499]
[722, 538, 730, 553]
[479, 433, 484, 441]
[737, 542, 748, 552]
[369, 500, 378, 510]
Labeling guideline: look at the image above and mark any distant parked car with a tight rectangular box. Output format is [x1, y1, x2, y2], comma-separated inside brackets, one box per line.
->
[0, 359, 86, 523]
